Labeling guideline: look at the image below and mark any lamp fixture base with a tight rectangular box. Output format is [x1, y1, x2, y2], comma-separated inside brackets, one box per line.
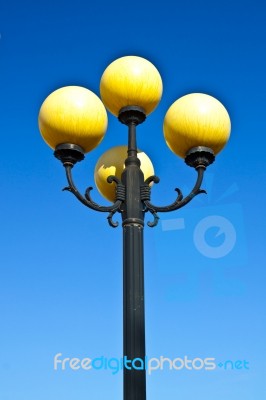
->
[54, 143, 85, 166]
[118, 106, 146, 126]
[185, 146, 215, 168]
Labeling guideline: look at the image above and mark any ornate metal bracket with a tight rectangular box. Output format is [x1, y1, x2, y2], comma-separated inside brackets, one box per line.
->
[54, 143, 215, 229]
[63, 165, 125, 228]
[141, 166, 206, 227]
[140, 146, 215, 227]
[54, 143, 125, 228]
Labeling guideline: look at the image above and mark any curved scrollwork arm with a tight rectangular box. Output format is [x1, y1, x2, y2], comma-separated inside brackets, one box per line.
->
[143, 167, 206, 226]
[63, 165, 124, 227]
[144, 175, 160, 186]
[146, 208, 160, 228]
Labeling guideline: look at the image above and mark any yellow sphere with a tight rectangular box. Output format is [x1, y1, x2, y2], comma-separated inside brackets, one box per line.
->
[94, 146, 154, 202]
[38, 86, 108, 153]
[100, 56, 163, 116]
[163, 93, 231, 158]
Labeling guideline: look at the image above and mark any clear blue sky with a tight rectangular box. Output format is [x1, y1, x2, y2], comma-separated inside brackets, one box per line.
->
[0, 0, 265, 399]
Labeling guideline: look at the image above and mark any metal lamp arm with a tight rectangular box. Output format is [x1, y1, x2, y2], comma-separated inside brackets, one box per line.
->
[63, 164, 123, 226]
[142, 166, 206, 226]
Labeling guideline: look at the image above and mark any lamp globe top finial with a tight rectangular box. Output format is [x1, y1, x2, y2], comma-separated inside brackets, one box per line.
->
[100, 56, 163, 117]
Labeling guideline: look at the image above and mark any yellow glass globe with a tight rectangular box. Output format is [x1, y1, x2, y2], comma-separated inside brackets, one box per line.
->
[163, 93, 231, 158]
[100, 56, 163, 116]
[38, 86, 108, 153]
[94, 145, 154, 202]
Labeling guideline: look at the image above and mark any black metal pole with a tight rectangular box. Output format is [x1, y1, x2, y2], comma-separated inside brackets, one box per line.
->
[121, 118, 146, 400]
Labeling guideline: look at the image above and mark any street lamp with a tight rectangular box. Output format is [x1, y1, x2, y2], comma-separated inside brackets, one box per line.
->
[38, 55, 231, 400]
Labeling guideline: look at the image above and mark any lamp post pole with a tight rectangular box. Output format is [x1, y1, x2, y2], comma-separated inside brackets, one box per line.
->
[38, 55, 231, 400]
[120, 108, 147, 400]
